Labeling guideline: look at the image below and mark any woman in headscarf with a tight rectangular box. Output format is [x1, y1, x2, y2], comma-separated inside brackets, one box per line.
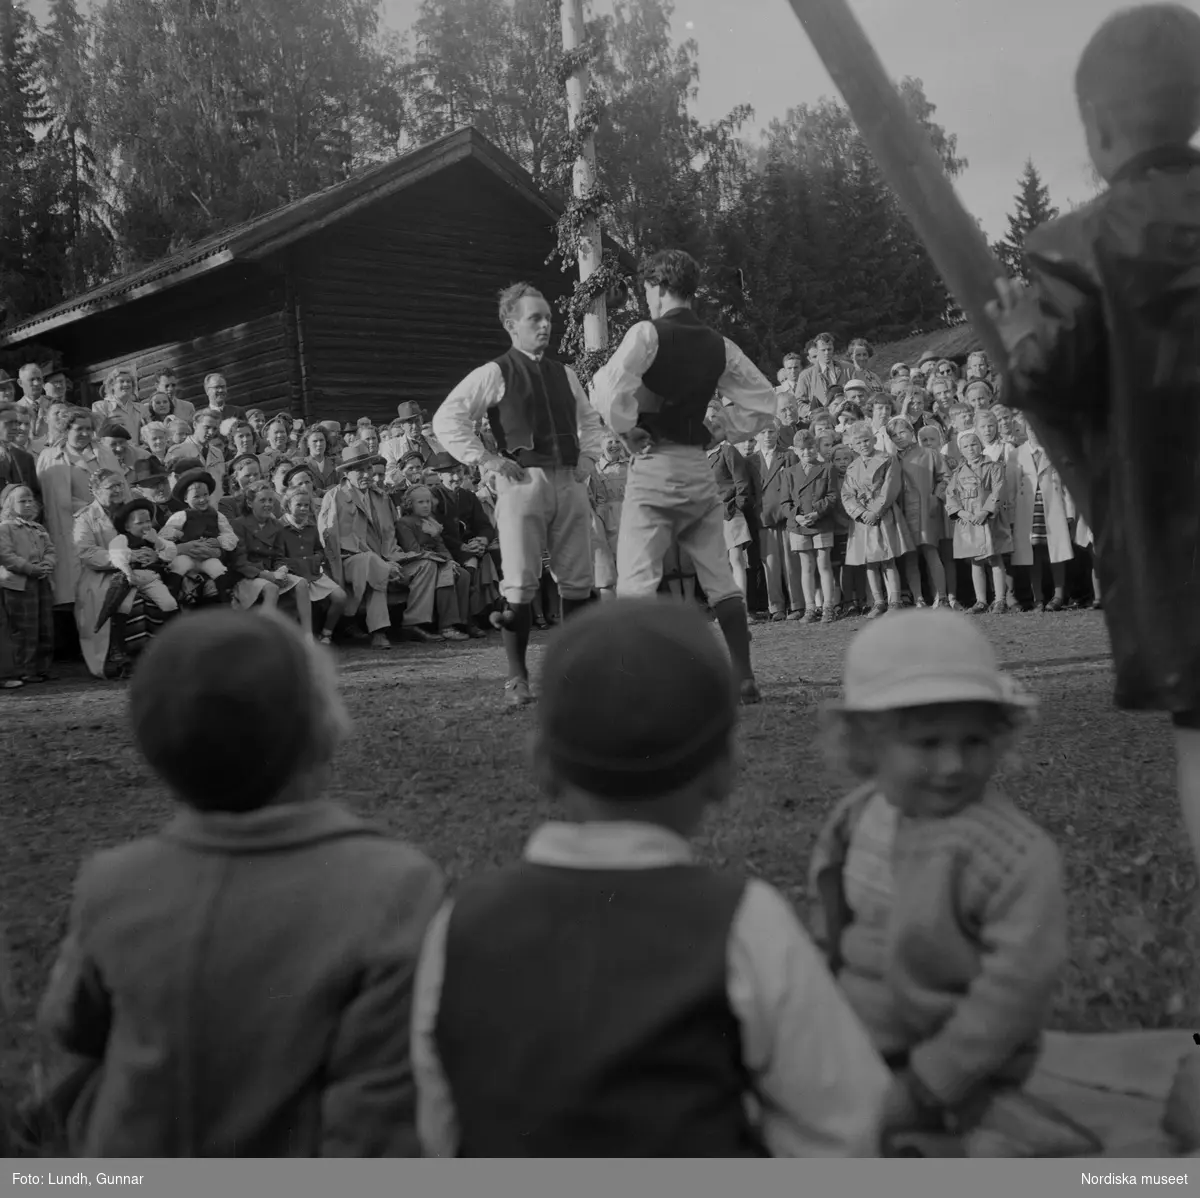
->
[36, 410, 127, 609]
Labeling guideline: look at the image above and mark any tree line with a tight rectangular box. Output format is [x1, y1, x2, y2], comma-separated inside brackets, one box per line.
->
[0, 0, 1060, 366]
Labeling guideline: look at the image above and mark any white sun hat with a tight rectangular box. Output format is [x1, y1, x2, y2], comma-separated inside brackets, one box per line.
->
[837, 609, 1035, 713]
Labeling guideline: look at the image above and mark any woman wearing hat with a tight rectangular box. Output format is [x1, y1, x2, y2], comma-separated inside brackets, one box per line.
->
[317, 443, 415, 649]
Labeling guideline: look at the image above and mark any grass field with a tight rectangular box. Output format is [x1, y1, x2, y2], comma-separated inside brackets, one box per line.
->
[2, 607, 1197, 1103]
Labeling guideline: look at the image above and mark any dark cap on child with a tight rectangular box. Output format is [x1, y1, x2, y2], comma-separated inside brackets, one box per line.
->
[536, 598, 738, 803]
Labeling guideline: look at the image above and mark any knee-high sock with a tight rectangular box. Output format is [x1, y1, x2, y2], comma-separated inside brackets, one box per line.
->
[560, 595, 596, 621]
[713, 595, 754, 683]
[502, 602, 533, 680]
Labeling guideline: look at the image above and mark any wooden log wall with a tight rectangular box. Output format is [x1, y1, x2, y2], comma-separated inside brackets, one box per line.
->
[290, 160, 568, 426]
[40, 265, 298, 416]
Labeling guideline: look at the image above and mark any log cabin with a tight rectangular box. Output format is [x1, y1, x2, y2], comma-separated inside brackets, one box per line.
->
[0, 128, 631, 425]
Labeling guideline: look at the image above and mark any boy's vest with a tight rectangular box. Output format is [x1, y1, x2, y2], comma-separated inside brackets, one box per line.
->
[488, 347, 580, 469]
[434, 861, 765, 1157]
[178, 506, 219, 542]
[639, 308, 727, 448]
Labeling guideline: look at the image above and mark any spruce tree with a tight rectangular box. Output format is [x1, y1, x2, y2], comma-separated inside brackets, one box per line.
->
[0, 0, 52, 321]
[993, 159, 1059, 281]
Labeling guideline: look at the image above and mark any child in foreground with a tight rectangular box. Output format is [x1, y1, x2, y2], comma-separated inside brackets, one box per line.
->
[36, 609, 444, 1156]
[809, 610, 1088, 1156]
[987, 4, 1200, 868]
[411, 597, 890, 1157]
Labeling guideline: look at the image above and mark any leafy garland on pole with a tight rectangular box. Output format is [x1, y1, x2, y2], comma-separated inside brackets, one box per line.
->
[546, 39, 636, 385]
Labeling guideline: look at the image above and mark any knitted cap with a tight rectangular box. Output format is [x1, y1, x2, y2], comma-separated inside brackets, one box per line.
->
[130, 610, 317, 811]
[837, 609, 1035, 713]
[538, 599, 738, 800]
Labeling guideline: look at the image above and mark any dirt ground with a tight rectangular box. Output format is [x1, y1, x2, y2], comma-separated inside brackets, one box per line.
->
[2, 607, 1196, 1100]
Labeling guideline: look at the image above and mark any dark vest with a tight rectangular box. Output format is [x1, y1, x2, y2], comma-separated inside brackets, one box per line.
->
[434, 861, 764, 1157]
[178, 507, 219, 542]
[489, 347, 580, 469]
[639, 309, 728, 447]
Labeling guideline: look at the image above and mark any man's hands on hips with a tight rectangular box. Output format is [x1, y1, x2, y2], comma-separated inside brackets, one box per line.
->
[487, 455, 527, 483]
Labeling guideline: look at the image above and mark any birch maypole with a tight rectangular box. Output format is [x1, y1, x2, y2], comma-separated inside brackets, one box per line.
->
[560, 0, 609, 355]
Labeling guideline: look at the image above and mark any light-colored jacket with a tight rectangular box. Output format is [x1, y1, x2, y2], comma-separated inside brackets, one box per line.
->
[73, 502, 120, 677]
[1012, 443, 1075, 566]
[0, 518, 56, 592]
[37, 800, 444, 1157]
[36, 443, 127, 605]
[317, 483, 403, 618]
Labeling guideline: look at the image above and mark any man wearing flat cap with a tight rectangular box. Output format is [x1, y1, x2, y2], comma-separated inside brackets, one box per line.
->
[433, 282, 605, 709]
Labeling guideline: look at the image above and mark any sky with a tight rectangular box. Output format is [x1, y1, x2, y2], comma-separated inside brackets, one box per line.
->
[29, 0, 1200, 240]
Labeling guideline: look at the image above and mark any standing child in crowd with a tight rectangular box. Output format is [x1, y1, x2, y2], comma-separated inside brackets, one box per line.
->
[0, 484, 55, 689]
[159, 470, 236, 601]
[810, 610, 1085, 1157]
[829, 444, 863, 614]
[1012, 424, 1075, 613]
[945, 432, 1007, 615]
[977, 409, 1021, 612]
[916, 424, 963, 611]
[887, 417, 949, 609]
[411, 598, 890, 1156]
[279, 487, 348, 644]
[781, 430, 839, 623]
[706, 402, 757, 603]
[107, 498, 180, 617]
[841, 422, 912, 619]
[36, 609, 444, 1155]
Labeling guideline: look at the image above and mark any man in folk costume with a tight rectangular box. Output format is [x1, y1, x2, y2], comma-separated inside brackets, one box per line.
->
[317, 442, 413, 650]
[433, 282, 606, 709]
[590, 249, 778, 704]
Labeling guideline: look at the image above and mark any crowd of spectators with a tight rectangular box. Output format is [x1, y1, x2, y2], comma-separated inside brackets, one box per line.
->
[0, 335, 1099, 690]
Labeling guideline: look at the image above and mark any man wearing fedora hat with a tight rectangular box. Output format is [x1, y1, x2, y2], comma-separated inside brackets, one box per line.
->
[382, 402, 440, 475]
[130, 457, 175, 528]
[317, 442, 417, 649]
[433, 282, 606, 708]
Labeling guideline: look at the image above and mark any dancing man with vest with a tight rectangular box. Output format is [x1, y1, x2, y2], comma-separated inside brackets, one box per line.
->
[591, 250, 778, 704]
[433, 283, 606, 709]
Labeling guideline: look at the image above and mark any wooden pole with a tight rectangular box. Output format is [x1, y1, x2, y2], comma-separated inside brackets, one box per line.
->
[782, 0, 1089, 514]
[561, 0, 609, 353]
